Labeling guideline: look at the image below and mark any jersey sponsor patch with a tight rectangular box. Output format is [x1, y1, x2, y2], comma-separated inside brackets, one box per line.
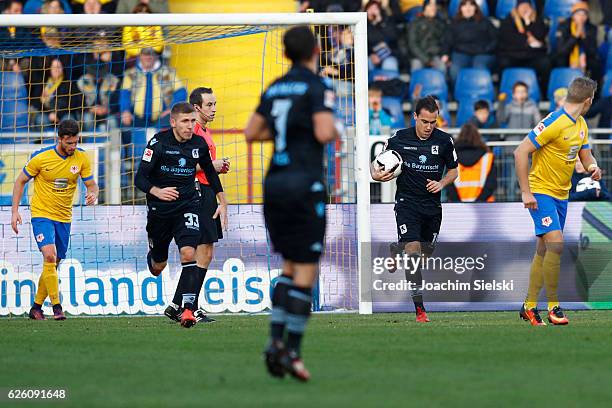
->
[431, 145, 439, 155]
[192, 149, 199, 159]
[143, 148, 153, 162]
[70, 165, 79, 174]
[324, 89, 335, 109]
[533, 122, 546, 136]
[541, 216, 553, 227]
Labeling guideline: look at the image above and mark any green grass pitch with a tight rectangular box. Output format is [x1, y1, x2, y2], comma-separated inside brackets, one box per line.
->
[1, 311, 611, 407]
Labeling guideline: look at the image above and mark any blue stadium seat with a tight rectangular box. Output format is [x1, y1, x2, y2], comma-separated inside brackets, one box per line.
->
[544, 0, 577, 20]
[547, 68, 582, 101]
[607, 46, 612, 72]
[454, 68, 494, 103]
[382, 96, 405, 129]
[449, 0, 489, 17]
[409, 69, 448, 102]
[0, 71, 29, 133]
[456, 99, 477, 127]
[603, 72, 612, 97]
[496, 0, 536, 19]
[499, 68, 541, 102]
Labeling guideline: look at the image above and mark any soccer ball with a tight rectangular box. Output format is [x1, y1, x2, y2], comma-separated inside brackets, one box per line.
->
[374, 150, 403, 178]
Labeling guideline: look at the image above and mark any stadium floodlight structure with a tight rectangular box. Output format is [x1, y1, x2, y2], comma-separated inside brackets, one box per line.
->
[0, 12, 373, 316]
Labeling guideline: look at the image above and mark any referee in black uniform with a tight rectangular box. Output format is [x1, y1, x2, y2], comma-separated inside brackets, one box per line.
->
[371, 96, 458, 322]
[245, 26, 338, 382]
[135, 102, 227, 328]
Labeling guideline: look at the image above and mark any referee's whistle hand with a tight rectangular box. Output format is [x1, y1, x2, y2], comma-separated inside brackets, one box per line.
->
[151, 186, 179, 201]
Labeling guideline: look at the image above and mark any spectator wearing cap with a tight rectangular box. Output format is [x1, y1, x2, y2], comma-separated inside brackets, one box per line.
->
[115, 0, 167, 13]
[407, 0, 447, 73]
[120, 48, 187, 129]
[554, 2, 602, 83]
[442, 0, 497, 84]
[497, 0, 549, 91]
[122, 2, 164, 60]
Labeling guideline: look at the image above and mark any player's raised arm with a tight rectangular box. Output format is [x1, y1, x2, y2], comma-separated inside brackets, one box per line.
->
[11, 171, 30, 234]
[134, 138, 179, 201]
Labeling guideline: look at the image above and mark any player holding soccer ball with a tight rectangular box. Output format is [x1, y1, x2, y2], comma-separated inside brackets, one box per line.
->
[514, 77, 601, 326]
[371, 96, 458, 323]
[245, 25, 338, 381]
[11, 119, 99, 320]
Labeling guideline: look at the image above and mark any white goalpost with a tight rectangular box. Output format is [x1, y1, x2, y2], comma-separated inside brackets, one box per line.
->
[0, 12, 373, 316]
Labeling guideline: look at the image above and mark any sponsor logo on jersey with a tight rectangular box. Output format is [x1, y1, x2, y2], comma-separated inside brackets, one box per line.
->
[53, 178, 68, 189]
[431, 145, 439, 155]
[192, 149, 199, 159]
[178, 158, 187, 167]
[534, 122, 546, 136]
[541, 216, 553, 227]
[143, 148, 153, 162]
[419, 155, 427, 164]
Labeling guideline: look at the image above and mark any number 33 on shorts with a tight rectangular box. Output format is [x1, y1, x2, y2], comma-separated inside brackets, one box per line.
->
[184, 213, 200, 230]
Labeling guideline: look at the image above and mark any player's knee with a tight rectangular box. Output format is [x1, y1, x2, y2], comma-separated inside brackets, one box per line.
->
[180, 246, 196, 263]
[151, 262, 166, 276]
[196, 245, 213, 267]
[42, 252, 57, 264]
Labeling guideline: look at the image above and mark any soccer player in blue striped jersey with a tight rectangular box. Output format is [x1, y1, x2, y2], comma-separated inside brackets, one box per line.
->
[514, 77, 602, 326]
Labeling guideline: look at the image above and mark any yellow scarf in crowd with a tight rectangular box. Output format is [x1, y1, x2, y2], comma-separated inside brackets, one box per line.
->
[41, 75, 63, 107]
[569, 20, 585, 69]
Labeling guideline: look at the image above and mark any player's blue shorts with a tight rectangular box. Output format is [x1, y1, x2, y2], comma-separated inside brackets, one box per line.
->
[31, 217, 71, 259]
[528, 193, 568, 237]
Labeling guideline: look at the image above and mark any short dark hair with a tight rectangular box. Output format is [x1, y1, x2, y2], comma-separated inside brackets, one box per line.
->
[189, 87, 213, 107]
[414, 95, 439, 116]
[58, 119, 79, 137]
[170, 102, 195, 117]
[283, 26, 317, 63]
[512, 81, 528, 92]
[567, 77, 597, 103]
[474, 100, 490, 111]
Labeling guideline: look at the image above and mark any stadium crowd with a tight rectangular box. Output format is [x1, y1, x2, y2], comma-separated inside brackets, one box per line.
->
[0, 0, 610, 202]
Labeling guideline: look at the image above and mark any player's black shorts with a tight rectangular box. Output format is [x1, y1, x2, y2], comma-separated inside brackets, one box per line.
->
[199, 184, 223, 244]
[264, 173, 326, 263]
[394, 202, 441, 249]
[146, 199, 201, 263]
